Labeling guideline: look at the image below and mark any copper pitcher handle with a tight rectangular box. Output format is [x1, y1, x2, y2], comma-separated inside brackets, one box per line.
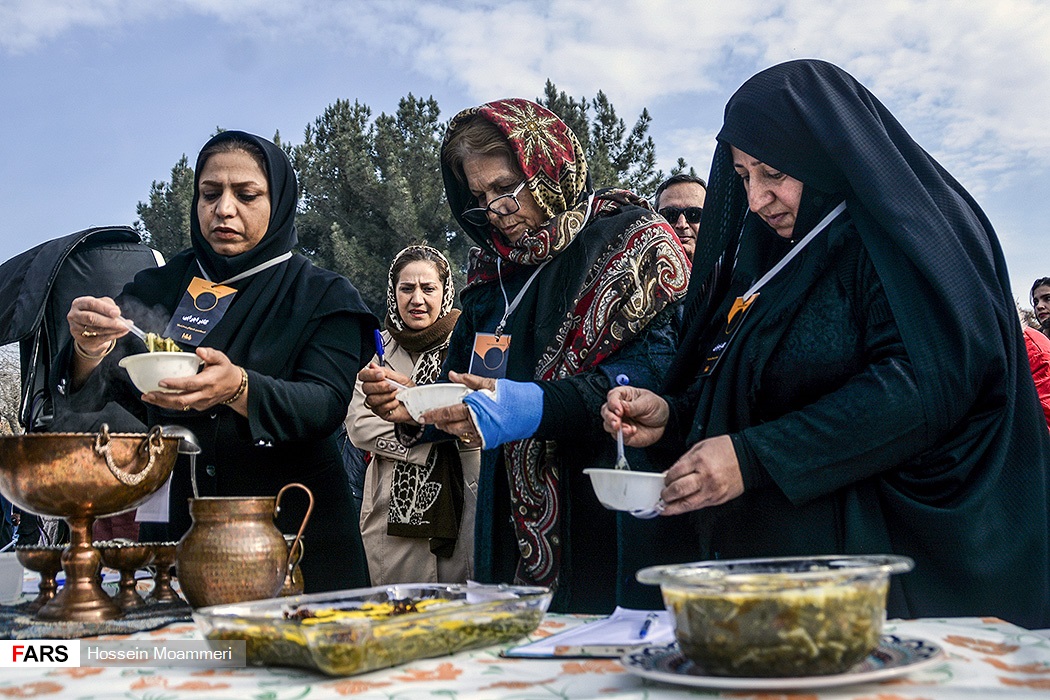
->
[274, 482, 313, 573]
[93, 424, 165, 487]
[288, 537, 305, 569]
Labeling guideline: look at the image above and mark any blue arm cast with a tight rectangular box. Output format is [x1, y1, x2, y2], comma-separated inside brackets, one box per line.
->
[463, 379, 544, 449]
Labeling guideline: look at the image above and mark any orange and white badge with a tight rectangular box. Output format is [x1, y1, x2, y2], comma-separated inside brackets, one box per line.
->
[700, 292, 759, 376]
[469, 333, 512, 379]
[163, 276, 238, 347]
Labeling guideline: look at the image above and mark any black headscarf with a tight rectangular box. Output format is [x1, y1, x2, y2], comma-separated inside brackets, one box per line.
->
[666, 60, 1050, 627]
[122, 130, 374, 376]
[190, 131, 298, 282]
[673, 60, 1020, 442]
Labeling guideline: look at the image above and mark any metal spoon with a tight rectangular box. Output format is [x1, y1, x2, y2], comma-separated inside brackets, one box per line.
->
[610, 374, 662, 519]
[161, 425, 202, 498]
[613, 377, 625, 470]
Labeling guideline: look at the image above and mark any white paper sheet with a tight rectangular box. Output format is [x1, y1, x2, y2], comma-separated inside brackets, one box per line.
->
[503, 606, 675, 658]
[134, 473, 171, 522]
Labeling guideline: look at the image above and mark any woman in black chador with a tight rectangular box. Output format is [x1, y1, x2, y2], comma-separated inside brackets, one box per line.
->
[603, 60, 1050, 629]
[64, 131, 378, 592]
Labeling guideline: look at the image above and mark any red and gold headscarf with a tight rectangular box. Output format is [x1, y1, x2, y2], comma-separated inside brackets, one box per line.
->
[442, 99, 690, 589]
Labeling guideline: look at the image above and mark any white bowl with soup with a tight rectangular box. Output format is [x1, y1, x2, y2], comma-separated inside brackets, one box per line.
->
[119, 352, 203, 394]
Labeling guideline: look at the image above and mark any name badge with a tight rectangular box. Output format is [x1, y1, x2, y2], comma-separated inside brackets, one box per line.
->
[163, 277, 237, 347]
[469, 333, 512, 379]
[700, 293, 759, 377]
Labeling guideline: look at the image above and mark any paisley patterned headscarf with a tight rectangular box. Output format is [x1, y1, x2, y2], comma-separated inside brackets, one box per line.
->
[384, 245, 459, 385]
[384, 245, 463, 552]
[441, 99, 690, 589]
[443, 98, 592, 274]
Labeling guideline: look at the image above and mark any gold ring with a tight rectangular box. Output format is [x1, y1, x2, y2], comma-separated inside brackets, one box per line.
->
[182, 406, 191, 412]
[81, 329, 98, 338]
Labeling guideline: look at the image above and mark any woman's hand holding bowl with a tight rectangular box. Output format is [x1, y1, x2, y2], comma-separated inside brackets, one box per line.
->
[601, 386, 670, 448]
[660, 435, 744, 516]
[359, 362, 414, 423]
[143, 347, 247, 416]
[420, 371, 496, 444]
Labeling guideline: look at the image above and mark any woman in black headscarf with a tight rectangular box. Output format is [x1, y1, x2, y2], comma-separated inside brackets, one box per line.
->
[64, 130, 378, 592]
[603, 60, 1050, 629]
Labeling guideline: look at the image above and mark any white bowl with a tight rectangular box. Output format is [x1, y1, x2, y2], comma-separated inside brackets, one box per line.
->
[119, 352, 203, 393]
[398, 383, 473, 422]
[583, 468, 665, 512]
[0, 552, 24, 605]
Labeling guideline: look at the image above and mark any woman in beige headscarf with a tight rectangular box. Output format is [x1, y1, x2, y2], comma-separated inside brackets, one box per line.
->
[346, 245, 478, 584]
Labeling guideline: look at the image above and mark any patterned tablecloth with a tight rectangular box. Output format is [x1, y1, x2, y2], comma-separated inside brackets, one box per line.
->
[1, 614, 1049, 699]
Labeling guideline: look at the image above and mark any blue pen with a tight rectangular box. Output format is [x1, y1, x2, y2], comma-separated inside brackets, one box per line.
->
[615, 374, 630, 387]
[638, 612, 658, 639]
[373, 329, 386, 367]
[372, 329, 409, 390]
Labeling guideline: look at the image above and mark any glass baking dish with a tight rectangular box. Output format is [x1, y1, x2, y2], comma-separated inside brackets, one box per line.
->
[192, 582, 552, 676]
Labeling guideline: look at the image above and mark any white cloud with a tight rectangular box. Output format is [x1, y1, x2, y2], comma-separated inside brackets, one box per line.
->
[3, 0, 1048, 194]
[0, 0, 140, 51]
[0, 0, 304, 52]
[263, 0, 1049, 194]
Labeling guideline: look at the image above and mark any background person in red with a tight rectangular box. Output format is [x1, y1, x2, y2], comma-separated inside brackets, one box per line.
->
[1023, 324, 1050, 430]
[1033, 277, 1050, 336]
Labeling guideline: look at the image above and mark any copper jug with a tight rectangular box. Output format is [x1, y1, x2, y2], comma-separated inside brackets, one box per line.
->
[175, 483, 313, 608]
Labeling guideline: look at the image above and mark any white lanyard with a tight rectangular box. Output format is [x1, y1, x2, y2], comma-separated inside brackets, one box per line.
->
[743, 201, 846, 299]
[492, 191, 597, 338]
[495, 258, 549, 338]
[198, 251, 294, 286]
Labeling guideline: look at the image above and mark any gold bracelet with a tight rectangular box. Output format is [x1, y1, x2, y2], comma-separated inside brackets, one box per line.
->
[74, 338, 115, 361]
[222, 367, 248, 405]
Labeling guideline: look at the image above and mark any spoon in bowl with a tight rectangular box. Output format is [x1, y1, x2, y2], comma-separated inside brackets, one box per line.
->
[611, 374, 663, 519]
[613, 374, 631, 471]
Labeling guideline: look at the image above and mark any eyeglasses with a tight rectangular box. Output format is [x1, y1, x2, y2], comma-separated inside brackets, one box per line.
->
[462, 181, 527, 226]
[658, 206, 703, 224]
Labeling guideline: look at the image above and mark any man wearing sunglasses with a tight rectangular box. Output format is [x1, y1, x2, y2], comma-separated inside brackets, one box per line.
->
[654, 173, 707, 261]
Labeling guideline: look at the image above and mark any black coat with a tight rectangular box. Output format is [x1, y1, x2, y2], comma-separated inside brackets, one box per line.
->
[57, 132, 379, 592]
[664, 60, 1050, 629]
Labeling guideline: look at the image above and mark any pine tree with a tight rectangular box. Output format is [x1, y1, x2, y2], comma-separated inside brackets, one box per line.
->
[134, 155, 193, 260]
[291, 95, 457, 313]
[539, 81, 670, 197]
[136, 87, 678, 313]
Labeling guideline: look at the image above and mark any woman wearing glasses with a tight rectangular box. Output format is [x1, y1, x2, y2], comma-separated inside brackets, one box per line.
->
[361, 98, 690, 612]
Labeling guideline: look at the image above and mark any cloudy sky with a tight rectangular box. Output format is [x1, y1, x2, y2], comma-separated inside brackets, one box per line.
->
[1, 0, 1048, 305]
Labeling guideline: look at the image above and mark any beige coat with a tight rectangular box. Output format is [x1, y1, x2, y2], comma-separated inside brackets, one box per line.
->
[346, 334, 479, 585]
